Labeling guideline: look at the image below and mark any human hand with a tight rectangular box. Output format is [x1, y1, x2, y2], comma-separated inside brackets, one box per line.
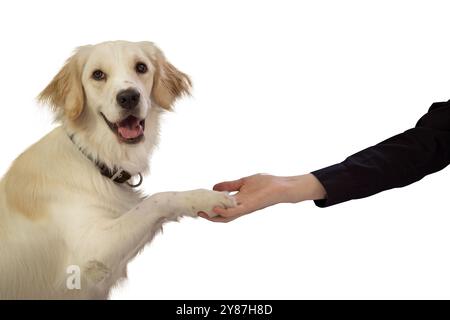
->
[198, 173, 326, 223]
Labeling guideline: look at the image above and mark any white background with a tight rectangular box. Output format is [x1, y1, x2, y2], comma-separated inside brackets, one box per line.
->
[1, 0, 450, 299]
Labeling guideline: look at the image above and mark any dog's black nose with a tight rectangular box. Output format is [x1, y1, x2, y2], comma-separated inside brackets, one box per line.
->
[116, 89, 140, 110]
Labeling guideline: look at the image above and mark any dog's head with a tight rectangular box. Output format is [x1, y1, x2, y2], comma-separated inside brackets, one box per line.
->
[38, 41, 191, 173]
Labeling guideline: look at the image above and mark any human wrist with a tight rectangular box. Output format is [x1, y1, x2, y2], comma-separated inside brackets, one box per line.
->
[281, 174, 327, 203]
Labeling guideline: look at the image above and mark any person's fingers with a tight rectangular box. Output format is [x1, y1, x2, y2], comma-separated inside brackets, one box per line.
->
[197, 212, 210, 219]
[213, 205, 247, 218]
[204, 215, 236, 223]
[213, 178, 245, 192]
[197, 211, 237, 223]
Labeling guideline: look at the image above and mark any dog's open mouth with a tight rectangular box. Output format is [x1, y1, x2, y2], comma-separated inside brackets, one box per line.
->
[101, 113, 145, 144]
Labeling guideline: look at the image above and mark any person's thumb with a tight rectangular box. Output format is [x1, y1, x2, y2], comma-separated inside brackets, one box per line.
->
[213, 178, 244, 192]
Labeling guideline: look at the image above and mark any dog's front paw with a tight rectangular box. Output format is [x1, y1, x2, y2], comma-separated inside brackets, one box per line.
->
[183, 189, 236, 218]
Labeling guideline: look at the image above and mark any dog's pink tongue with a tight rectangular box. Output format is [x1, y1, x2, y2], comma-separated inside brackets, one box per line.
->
[117, 117, 143, 139]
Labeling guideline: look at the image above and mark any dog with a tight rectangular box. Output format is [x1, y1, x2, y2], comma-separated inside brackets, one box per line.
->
[0, 41, 235, 299]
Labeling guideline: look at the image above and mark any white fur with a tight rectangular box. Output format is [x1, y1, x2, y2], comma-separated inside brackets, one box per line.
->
[0, 41, 235, 299]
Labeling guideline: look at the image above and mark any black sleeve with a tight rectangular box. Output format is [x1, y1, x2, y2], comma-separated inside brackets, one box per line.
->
[311, 100, 450, 207]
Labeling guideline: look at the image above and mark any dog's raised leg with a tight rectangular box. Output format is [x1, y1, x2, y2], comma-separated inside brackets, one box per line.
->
[74, 189, 235, 295]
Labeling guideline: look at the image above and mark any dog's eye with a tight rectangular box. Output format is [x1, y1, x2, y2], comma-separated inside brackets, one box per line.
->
[135, 62, 148, 74]
[92, 69, 106, 81]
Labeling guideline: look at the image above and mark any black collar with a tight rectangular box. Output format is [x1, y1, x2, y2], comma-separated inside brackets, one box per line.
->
[68, 134, 143, 187]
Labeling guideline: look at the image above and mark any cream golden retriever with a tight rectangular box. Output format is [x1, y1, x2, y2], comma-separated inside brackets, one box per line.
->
[0, 41, 235, 299]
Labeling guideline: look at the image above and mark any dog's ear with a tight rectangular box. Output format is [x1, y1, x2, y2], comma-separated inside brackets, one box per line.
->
[38, 46, 89, 120]
[141, 42, 192, 110]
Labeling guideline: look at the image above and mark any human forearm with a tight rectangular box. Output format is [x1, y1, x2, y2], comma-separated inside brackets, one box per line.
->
[201, 100, 450, 222]
[311, 101, 450, 208]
